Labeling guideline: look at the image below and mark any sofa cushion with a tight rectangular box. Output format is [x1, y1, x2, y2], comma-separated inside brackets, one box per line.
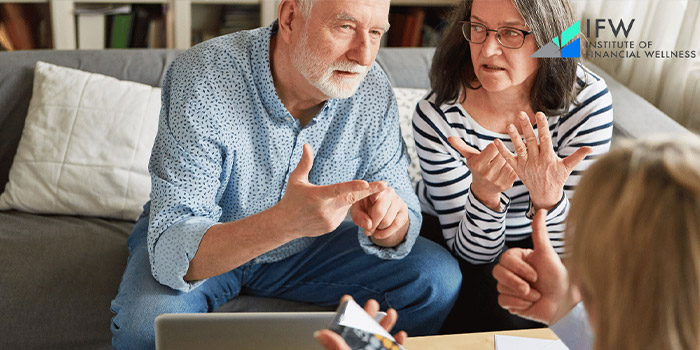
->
[0, 61, 161, 221]
[0, 210, 132, 350]
[394, 87, 428, 185]
[0, 49, 183, 195]
[0, 209, 335, 350]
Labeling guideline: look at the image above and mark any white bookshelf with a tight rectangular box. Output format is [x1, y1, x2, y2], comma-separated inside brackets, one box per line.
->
[1, 0, 457, 50]
[2, 0, 47, 3]
[173, 0, 277, 49]
[50, 0, 169, 49]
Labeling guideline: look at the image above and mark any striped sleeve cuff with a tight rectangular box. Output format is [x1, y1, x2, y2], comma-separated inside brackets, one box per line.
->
[453, 188, 511, 264]
[525, 191, 569, 221]
[466, 186, 510, 219]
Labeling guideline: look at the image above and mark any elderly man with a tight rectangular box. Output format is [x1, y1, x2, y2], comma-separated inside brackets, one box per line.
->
[109, 0, 461, 348]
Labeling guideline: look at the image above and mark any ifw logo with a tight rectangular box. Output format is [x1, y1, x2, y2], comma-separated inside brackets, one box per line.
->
[531, 21, 581, 58]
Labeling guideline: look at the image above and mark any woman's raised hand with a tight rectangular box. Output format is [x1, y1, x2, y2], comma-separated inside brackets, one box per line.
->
[494, 112, 592, 210]
[448, 136, 517, 211]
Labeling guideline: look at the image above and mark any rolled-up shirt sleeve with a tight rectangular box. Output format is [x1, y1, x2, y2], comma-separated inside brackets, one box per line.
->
[147, 53, 226, 292]
[357, 86, 421, 260]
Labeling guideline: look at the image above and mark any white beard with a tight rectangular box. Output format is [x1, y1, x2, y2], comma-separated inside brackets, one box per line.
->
[291, 30, 369, 99]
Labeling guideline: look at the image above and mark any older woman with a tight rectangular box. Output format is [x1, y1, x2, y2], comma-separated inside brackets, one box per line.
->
[413, 0, 613, 332]
[319, 136, 700, 349]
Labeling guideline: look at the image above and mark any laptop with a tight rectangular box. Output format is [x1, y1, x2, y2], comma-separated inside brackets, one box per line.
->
[155, 312, 336, 350]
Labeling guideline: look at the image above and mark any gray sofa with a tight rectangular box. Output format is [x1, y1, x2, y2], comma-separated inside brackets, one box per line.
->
[0, 47, 695, 350]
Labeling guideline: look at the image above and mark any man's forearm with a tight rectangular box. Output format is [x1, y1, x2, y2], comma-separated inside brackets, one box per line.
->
[183, 205, 296, 282]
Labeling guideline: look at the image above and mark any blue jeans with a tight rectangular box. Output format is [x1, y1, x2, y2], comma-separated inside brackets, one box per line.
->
[110, 211, 461, 349]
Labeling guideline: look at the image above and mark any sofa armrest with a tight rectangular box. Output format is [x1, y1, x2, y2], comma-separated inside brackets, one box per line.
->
[583, 61, 698, 141]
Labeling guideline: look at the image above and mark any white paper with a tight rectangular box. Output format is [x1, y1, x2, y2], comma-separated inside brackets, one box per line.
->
[495, 335, 569, 350]
[539, 339, 569, 350]
[338, 299, 399, 345]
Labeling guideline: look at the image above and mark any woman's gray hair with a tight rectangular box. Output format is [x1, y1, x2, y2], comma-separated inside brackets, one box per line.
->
[429, 0, 580, 116]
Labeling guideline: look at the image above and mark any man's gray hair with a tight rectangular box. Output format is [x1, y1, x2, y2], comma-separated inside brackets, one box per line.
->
[296, 0, 315, 18]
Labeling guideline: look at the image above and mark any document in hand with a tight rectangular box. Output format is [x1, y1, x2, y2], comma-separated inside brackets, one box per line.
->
[329, 299, 405, 350]
[494, 335, 569, 350]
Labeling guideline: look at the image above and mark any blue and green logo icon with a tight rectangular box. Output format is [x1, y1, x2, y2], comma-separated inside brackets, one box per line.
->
[531, 20, 581, 58]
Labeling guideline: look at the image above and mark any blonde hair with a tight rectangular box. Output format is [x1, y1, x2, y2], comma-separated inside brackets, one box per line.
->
[567, 136, 700, 350]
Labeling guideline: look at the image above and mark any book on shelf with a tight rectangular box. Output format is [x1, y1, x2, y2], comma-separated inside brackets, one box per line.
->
[130, 4, 167, 48]
[191, 4, 260, 45]
[147, 17, 165, 48]
[387, 7, 426, 47]
[74, 4, 131, 49]
[77, 15, 105, 49]
[108, 13, 135, 48]
[1, 3, 37, 50]
[219, 4, 259, 35]
[0, 22, 14, 51]
[74, 4, 169, 49]
[165, 5, 174, 48]
[35, 4, 52, 49]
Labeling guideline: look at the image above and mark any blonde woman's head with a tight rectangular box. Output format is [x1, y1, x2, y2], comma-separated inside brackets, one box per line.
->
[567, 136, 700, 350]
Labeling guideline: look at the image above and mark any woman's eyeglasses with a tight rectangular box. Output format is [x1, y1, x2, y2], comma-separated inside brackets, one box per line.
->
[460, 21, 532, 49]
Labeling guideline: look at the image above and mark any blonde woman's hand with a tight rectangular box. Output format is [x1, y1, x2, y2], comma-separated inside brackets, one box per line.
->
[314, 295, 407, 350]
[448, 136, 517, 211]
[494, 112, 592, 210]
[493, 210, 579, 324]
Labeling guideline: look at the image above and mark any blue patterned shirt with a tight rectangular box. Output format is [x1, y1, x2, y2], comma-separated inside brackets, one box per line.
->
[146, 24, 421, 292]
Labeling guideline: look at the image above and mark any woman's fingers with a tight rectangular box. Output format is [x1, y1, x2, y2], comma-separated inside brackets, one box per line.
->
[448, 136, 480, 161]
[535, 112, 553, 151]
[493, 263, 535, 295]
[314, 330, 351, 350]
[485, 154, 507, 179]
[562, 146, 593, 173]
[497, 165, 518, 187]
[496, 280, 542, 302]
[394, 331, 408, 345]
[378, 308, 398, 331]
[494, 138, 518, 170]
[363, 299, 380, 319]
[498, 294, 534, 311]
[481, 142, 500, 160]
[506, 124, 529, 163]
[480, 143, 501, 173]
[517, 112, 539, 158]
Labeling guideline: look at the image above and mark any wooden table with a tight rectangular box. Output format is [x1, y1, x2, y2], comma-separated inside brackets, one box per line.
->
[404, 328, 559, 350]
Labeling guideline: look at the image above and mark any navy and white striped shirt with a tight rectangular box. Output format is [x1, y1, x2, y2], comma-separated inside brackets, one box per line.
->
[413, 65, 613, 264]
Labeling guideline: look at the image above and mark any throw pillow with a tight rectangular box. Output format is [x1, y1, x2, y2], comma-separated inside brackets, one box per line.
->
[393, 87, 428, 186]
[0, 61, 161, 221]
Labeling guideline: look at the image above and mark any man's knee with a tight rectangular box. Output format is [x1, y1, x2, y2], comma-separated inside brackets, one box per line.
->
[404, 237, 462, 305]
[111, 290, 204, 349]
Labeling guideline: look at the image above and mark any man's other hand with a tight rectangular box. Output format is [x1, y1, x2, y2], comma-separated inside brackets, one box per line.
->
[349, 184, 410, 248]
